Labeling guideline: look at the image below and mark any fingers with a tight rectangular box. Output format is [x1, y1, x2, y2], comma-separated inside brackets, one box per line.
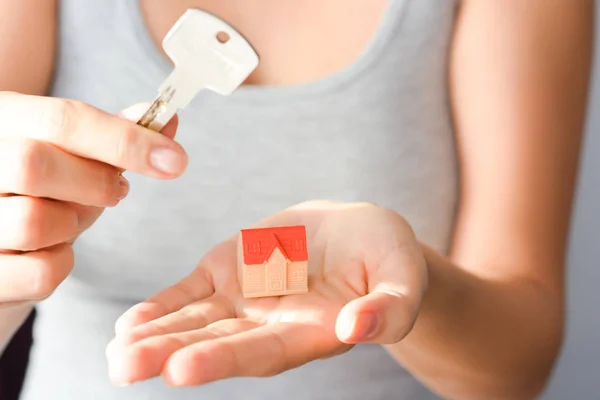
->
[0, 196, 78, 251]
[0, 93, 187, 178]
[116, 103, 179, 141]
[335, 292, 415, 344]
[162, 322, 341, 386]
[308, 204, 427, 344]
[335, 247, 427, 344]
[64, 202, 105, 238]
[0, 243, 74, 302]
[0, 137, 129, 207]
[118, 296, 235, 344]
[114, 268, 215, 335]
[159, 114, 179, 140]
[107, 319, 254, 386]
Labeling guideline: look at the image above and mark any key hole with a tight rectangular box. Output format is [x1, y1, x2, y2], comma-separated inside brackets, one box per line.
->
[216, 31, 230, 44]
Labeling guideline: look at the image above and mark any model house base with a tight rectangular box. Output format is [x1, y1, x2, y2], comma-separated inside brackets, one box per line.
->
[238, 225, 309, 298]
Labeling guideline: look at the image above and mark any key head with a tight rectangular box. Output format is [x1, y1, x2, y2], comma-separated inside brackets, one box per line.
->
[163, 9, 259, 96]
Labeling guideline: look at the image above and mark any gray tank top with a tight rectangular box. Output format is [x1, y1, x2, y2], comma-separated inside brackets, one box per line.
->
[20, 1, 459, 399]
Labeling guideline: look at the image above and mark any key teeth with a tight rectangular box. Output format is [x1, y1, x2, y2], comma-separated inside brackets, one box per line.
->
[141, 8, 261, 131]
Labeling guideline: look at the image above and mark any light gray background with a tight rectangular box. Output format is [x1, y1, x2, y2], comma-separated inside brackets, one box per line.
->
[541, 7, 600, 400]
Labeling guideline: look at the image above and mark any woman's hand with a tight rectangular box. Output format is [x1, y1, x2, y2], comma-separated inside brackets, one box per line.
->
[107, 200, 428, 386]
[0, 92, 187, 307]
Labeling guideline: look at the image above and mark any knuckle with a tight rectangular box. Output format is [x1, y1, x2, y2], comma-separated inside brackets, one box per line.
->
[115, 330, 144, 347]
[361, 204, 413, 238]
[114, 126, 139, 165]
[38, 98, 80, 143]
[29, 262, 59, 300]
[10, 139, 49, 194]
[187, 342, 214, 367]
[97, 165, 120, 204]
[127, 342, 152, 365]
[29, 247, 74, 300]
[114, 302, 161, 336]
[261, 331, 288, 377]
[30, 265, 58, 300]
[394, 315, 417, 344]
[12, 197, 46, 250]
[380, 206, 408, 226]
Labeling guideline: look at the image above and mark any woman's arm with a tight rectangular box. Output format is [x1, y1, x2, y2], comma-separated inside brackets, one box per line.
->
[0, 0, 57, 94]
[0, 0, 57, 352]
[387, 1, 594, 399]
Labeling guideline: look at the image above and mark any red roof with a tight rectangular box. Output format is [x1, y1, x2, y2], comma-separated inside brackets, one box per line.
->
[240, 225, 308, 265]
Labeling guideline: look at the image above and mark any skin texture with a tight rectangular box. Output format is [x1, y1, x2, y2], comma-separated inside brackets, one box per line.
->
[0, 95, 184, 355]
[0, 97, 185, 301]
[389, 2, 594, 398]
[106, 201, 427, 384]
[0, 1, 594, 399]
[0, 0, 59, 353]
[139, 0, 388, 86]
[0, 0, 56, 95]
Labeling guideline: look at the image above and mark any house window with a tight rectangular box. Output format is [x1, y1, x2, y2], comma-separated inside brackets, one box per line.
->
[291, 239, 305, 251]
[289, 268, 305, 282]
[246, 266, 265, 288]
[246, 241, 261, 254]
[249, 268, 262, 279]
[271, 270, 282, 280]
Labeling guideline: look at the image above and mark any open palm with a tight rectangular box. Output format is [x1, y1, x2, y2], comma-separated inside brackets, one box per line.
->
[106, 201, 428, 386]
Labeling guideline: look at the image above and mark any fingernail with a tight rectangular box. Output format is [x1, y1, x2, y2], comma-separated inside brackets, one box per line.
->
[357, 312, 379, 340]
[117, 175, 129, 200]
[150, 147, 185, 174]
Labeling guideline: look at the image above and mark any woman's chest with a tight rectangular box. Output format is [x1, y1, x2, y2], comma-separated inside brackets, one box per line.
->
[52, 0, 460, 299]
[138, 0, 388, 87]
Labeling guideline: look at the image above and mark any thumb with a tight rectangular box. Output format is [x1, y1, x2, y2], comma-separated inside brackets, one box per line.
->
[116, 103, 179, 140]
[334, 247, 427, 344]
[334, 292, 415, 345]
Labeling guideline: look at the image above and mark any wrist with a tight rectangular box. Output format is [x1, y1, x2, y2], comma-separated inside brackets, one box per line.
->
[413, 244, 463, 326]
[387, 244, 562, 400]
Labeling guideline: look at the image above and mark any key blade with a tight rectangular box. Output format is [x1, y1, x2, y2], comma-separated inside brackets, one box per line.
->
[163, 9, 259, 96]
[140, 68, 199, 131]
[137, 87, 177, 131]
[156, 69, 202, 112]
[138, 9, 259, 132]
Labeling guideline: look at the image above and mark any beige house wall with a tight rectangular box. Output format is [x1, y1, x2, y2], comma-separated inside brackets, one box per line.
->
[239, 241, 308, 298]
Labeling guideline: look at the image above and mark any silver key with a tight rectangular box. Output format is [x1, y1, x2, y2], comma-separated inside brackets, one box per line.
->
[137, 9, 259, 131]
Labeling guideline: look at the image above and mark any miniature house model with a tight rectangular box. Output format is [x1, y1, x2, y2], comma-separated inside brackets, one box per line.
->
[238, 225, 309, 298]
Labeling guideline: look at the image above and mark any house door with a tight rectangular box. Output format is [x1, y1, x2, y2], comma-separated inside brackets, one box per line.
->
[266, 248, 286, 293]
